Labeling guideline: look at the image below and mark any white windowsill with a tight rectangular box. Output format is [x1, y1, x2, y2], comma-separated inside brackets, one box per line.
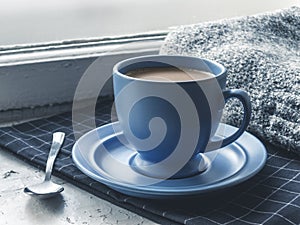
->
[0, 32, 166, 123]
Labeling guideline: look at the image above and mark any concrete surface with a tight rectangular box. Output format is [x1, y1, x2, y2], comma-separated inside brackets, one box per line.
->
[0, 148, 157, 225]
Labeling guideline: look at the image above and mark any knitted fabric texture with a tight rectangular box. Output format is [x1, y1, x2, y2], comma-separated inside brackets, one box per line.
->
[160, 7, 300, 155]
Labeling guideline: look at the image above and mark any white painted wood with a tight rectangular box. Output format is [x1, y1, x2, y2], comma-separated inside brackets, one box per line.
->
[0, 35, 164, 114]
[0, 32, 167, 66]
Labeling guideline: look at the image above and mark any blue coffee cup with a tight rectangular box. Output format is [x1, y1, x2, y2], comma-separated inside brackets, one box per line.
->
[113, 55, 251, 179]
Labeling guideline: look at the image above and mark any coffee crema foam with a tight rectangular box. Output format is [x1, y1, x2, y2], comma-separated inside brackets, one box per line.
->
[126, 67, 214, 82]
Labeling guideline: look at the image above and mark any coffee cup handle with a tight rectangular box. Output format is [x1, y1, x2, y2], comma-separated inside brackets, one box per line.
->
[206, 89, 251, 151]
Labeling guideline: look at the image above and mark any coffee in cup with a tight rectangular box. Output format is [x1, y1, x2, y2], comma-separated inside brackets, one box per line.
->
[126, 67, 214, 82]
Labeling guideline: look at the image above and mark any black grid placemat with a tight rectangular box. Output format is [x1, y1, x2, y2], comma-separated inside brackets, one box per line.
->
[0, 99, 299, 225]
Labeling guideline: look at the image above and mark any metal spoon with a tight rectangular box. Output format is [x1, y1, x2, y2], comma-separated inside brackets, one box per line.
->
[24, 132, 65, 198]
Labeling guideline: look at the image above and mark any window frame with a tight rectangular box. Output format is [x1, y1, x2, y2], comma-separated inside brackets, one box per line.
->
[0, 31, 167, 123]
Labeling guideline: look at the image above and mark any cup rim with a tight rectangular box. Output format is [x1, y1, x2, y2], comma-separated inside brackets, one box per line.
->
[113, 55, 227, 84]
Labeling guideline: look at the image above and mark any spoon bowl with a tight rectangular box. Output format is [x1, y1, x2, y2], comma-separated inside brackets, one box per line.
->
[24, 181, 64, 199]
[24, 132, 65, 198]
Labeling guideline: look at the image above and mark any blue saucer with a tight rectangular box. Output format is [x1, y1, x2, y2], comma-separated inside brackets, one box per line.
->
[72, 122, 267, 199]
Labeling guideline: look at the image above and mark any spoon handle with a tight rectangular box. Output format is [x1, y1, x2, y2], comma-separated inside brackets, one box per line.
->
[44, 132, 65, 181]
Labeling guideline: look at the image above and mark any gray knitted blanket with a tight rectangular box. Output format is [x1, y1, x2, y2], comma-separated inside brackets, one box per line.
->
[160, 7, 300, 155]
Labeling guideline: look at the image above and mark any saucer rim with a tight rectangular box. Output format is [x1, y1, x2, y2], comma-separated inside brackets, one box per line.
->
[72, 122, 267, 197]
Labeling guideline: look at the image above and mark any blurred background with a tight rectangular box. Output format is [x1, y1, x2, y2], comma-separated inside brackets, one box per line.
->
[0, 0, 299, 46]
